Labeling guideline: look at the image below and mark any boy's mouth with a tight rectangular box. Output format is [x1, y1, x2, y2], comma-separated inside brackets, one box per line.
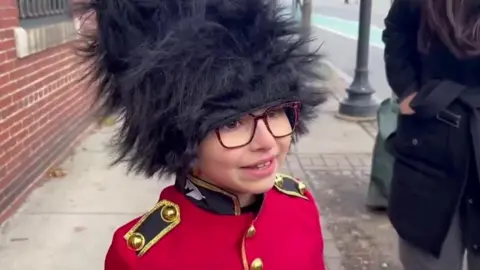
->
[241, 157, 278, 180]
[244, 160, 272, 169]
[242, 156, 276, 169]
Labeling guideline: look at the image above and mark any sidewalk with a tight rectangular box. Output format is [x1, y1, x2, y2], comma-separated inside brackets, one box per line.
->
[0, 72, 387, 270]
[0, 125, 173, 270]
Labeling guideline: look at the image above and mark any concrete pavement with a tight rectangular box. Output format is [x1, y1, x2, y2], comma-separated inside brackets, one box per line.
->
[0, 126, 173, 270]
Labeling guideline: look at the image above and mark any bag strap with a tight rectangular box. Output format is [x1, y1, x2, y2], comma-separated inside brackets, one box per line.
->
[410, 80, 466, 119]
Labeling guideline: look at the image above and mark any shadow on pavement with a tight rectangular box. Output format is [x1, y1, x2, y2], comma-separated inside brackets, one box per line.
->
[306, 171, 402, 270]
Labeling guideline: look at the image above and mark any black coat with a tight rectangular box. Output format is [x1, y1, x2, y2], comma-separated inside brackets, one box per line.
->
[382, 0, 480, 258]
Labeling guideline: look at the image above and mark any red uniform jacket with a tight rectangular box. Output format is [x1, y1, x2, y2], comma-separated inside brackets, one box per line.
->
[105, 173, 326, 270]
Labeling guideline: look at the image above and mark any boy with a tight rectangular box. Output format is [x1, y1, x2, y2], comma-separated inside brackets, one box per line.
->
[76, 0, 327, 269]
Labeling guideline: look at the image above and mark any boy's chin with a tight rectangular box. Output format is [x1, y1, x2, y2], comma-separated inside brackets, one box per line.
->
[243, 175, 277, 194]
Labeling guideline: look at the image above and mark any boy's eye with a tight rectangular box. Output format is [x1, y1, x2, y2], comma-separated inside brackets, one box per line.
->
[267, 108, 284, 118]
[221, 120, 241, 130]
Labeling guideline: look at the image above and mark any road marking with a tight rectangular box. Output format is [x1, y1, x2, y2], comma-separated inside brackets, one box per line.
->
[311, 14, 385, 49]
[287, 8, 386, 101]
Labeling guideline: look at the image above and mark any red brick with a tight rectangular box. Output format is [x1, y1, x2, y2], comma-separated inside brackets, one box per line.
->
[0, 7, 17, 19]
[0, 37, 14, 50]
[0, 0, 16, 7]
[0, 72, 8, 84]
[0, 12, 94, 224]
[4, 48, 15, 60]
[0, 93, 12, 107]
[0, 29, 13, 40]
[0, 17, 17, 28]
[0, 52, 6, 63]
[0, 103, 16, 120]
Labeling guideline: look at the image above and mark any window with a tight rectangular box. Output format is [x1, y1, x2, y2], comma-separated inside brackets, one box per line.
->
[17, 0, 72, 27]
[13, 0, 76, 58]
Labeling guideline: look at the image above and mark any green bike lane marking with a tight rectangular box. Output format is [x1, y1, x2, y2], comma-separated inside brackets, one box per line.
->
[292, 9, 384, 49]
[312, 14, 384, 48]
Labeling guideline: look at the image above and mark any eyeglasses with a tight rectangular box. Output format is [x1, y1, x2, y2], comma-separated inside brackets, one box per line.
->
[215, 102, 300, 149]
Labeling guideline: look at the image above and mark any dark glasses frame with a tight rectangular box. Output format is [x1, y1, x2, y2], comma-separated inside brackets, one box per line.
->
[215, 101, 301, 149]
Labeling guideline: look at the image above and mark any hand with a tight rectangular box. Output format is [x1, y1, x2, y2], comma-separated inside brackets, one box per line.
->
[399, 92, 417, 115]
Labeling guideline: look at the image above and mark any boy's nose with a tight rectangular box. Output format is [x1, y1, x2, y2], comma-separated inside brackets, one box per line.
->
[249, 120, 277, 150]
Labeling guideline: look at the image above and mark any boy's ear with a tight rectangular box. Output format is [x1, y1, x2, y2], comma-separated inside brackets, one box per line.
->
[189, 158, 201, 176]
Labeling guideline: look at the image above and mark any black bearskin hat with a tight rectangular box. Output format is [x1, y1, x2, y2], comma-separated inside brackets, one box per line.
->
[75, 0, 327, 178]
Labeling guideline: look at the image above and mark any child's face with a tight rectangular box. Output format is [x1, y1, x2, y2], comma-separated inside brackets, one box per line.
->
[195, 103, 297, 195]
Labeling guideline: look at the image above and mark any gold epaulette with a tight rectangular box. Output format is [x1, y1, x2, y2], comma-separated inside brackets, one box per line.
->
[124, 200, 180, 257]
[274, 173, 309, 200]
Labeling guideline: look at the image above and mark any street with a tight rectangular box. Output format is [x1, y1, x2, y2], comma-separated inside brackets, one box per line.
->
[310, 0, 392, 101]
[277, 0, 392, 100]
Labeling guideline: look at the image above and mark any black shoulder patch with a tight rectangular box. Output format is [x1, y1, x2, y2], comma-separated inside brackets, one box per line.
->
[123, 200, 180, 257]
[273, 173, 309, 200]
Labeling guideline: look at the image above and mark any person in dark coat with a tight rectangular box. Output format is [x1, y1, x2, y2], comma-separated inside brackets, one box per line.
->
[383, 0, 480, 269]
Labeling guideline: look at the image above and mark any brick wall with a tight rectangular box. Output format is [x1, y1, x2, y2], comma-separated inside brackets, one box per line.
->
[0, 1, 95, 223]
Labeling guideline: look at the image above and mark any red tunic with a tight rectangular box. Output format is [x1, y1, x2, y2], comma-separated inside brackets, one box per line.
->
[105, 174, 326, 270]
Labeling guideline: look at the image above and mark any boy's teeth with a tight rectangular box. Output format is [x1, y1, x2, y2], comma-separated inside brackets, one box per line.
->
[255, 161, 271, 168]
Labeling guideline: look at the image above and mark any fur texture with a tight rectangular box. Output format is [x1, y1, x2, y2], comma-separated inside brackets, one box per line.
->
[75, 0, 327, 178]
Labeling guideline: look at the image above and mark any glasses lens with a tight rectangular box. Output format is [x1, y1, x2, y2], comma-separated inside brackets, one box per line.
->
[217, 115, 256, 148]
[217, 102, 299, 148]
[265, 104, 298, 138]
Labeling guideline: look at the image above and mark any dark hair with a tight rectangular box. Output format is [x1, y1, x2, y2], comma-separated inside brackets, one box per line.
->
[418, 0, 480, 59]
[73, 0, 326, 179]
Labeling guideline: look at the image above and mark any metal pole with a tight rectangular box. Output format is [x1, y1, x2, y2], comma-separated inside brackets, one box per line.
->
[337, 0, 379, 120]
[301, 0, 312, 41]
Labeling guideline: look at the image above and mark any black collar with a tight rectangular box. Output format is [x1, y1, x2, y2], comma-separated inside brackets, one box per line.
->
[177, 175, 264, 216]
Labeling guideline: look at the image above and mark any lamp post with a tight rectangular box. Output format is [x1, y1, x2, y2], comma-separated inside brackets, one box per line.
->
[301, 0, 312, 41]
[291, 0, 312, 42]
[290, 0, 311, 53]
[337, 0, 379, 120]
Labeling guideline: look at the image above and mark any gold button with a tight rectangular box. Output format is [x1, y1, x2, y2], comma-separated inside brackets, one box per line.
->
[246, 225, 256, 238]
[161, 205, 178, 222]
[250, 258, 263, 270]
[297, 182, 306, 195]
[127, 232, 145, 251]
[275, 177, 283, 187]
